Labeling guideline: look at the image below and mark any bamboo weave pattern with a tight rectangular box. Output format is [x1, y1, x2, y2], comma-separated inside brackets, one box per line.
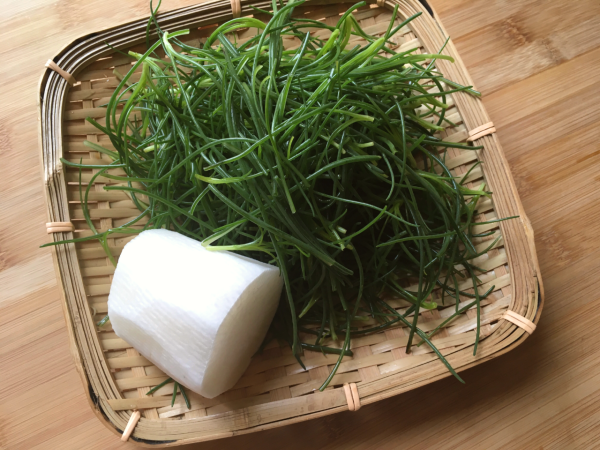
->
[40, 0, 542, 444]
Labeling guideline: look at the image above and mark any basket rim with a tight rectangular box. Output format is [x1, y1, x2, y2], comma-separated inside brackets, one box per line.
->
[38, 0, 544, 446]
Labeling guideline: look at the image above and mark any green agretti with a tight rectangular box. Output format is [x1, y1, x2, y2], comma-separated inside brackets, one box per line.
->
[46, 0, 515, 391]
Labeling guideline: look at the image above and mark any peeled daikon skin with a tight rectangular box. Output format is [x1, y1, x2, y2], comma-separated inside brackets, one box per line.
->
[108, 229, 283, 399]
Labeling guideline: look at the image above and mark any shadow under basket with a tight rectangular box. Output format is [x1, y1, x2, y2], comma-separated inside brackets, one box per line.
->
[39, 0, 544, 445]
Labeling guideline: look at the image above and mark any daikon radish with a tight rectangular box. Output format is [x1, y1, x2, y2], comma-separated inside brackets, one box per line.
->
[108, 229, 283, 399]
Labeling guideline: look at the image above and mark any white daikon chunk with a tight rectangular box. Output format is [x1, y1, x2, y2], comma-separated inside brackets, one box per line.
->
[108, 229, 283, 398]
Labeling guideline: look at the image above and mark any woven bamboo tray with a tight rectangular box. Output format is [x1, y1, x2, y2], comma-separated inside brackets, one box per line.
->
[39, 0, 544, 445]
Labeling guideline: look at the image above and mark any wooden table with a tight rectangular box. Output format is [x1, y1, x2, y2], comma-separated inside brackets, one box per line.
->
[2, 0, 599, 448]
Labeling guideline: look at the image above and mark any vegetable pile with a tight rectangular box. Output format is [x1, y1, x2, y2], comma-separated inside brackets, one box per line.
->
[52, 0, 508, 390]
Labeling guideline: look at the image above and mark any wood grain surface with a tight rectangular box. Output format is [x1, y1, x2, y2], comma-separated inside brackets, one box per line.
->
[1, 0, 598, 448]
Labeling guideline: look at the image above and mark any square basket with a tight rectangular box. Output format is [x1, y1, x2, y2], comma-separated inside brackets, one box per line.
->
[39, 0, 543, 445]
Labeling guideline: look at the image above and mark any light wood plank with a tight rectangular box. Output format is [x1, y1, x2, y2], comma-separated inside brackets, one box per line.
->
[2, 0, 599, 448]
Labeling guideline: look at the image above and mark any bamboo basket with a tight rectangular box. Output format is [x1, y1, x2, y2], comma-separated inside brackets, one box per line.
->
[39, 0, 544, 445]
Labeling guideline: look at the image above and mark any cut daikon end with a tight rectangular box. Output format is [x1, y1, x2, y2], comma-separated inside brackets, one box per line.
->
[108, 229, 283, 399]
